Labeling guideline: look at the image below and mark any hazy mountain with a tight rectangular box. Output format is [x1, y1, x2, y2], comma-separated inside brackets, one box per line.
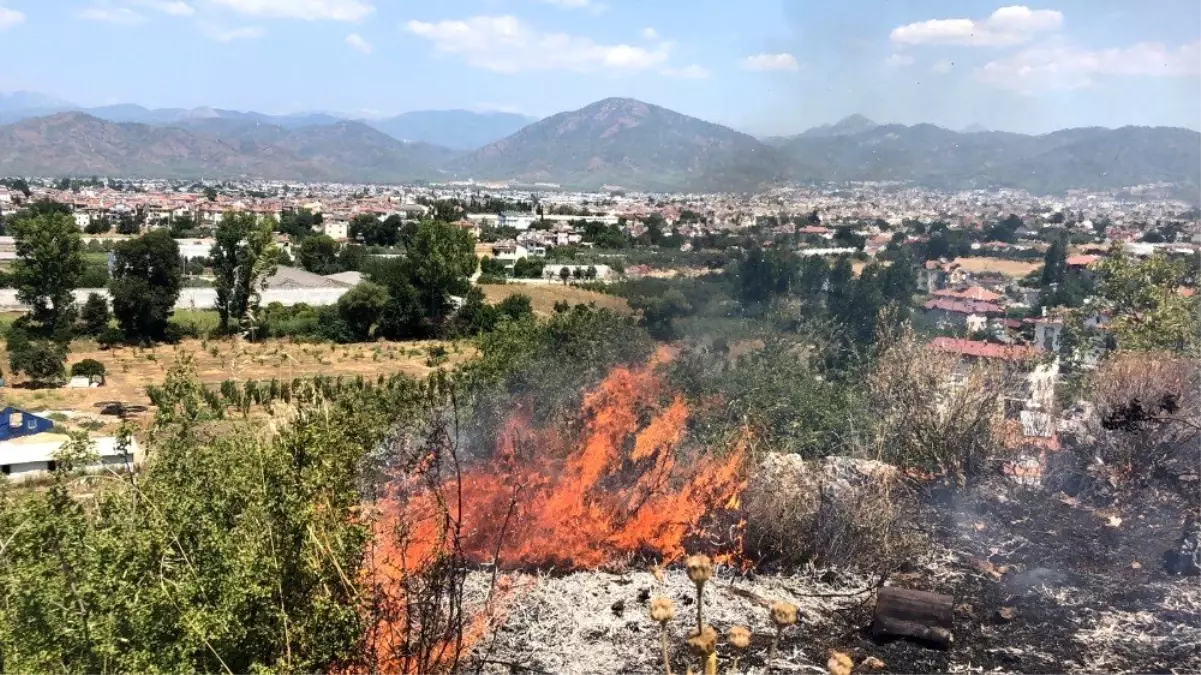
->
[0, 113, 455, 182]
[797, 114, 879, 138]
[448, 97, 786, 191]
[0, 91, 75, 112]
[1, 101, 1196, 194]
[366, 110, 538, 150]
[960, 124, 990, 134]
[778, 123, 1201, 193]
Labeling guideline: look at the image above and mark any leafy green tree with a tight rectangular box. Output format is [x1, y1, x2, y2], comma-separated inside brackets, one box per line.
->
[83, 217, 112, 235]
[512, 257, 544, 279]
[337, 243, 366, 272]
[109, 230, 184, 342]
[277, 209, 319, 241]
[336, 281, 389, 341]
[69, 358, 106, 384]
[735, 245, 797, 305]
[349, 214, 400, 247]
[1095, 244, 1198, 353]
[797, 256, 828, 301]
[496, 293, 533, 321]
[372, 221, 475, 339]
[79, 292, 111, 335]
[1041, 236, 1067, 287]
[9, 211, 86, 331]
[451, 287, 499, 336]
[631, 288, 692, 340]
[558, 267, 571, 284]
[6, 324, 67, 383]
[299, 234, 340, 275]
[203, 185, 218, 201]
[211, 212, 279, 335]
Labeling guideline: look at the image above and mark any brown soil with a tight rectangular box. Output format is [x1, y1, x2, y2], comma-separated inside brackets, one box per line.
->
[481, 284, 630, 316]
[952, 257, 1042, 277]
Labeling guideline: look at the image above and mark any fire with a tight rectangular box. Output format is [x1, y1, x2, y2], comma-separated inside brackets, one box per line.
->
[361, 350, 749, 671]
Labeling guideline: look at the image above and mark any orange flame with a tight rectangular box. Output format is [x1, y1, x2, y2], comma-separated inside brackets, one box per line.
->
[362, 350, 748, 670]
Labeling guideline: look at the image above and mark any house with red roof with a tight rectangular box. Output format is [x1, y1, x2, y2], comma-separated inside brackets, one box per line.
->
[923, 297, 1005, 333]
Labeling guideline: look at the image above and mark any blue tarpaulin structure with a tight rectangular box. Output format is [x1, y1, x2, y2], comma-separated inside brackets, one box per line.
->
[0, 407, 55, 441]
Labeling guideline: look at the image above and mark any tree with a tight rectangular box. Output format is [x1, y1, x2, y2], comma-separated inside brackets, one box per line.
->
[1041, 237, 1067, 287]
[299, 234, 340, 275]
[349, 214, 400, 247]
[79, 293, 111, 336]
[631, 289, 692, 340]
[211, 212, 279, 335]
[83, 217, 112, 235]
[70, 358, 107, 384]
[1095, 244, 1198, 353]
[109, 230, 184, 342]
[9, 211, 86, 332]
[559, 267, 571, 285]
[6, 325, 67, 384]
[277, 209, 318, 241]
[735, 245, 797, 305]
[115, 216, 140, 236]
[204, 186, 218, 201]
[451, 287, 499, 336]
[335, 281, 389, 341]
[512, 257, 544, 279]
[372, 221, 476, 339]
[797, 256, 828, 301]
[496, 293, 533, 321]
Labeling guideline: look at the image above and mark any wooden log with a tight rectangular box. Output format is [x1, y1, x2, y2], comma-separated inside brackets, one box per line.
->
[871, 587, 954, 649]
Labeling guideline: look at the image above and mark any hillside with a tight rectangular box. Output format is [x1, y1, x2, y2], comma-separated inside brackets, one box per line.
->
[0, 113, 455, 182]
[778, 123, 1201, 193]
[448, 98, 787, 192]
[366, 110, 538, 150]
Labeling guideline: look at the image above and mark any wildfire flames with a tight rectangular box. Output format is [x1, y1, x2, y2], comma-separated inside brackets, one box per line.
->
[362, 351, 749, 671]
[385, 348, 747, 570]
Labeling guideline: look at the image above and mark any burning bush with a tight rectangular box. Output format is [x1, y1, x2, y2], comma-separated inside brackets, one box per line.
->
[743, 453, 922, 571]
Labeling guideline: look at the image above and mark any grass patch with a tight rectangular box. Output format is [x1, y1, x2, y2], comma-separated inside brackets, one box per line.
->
[170, 309, 221, 339]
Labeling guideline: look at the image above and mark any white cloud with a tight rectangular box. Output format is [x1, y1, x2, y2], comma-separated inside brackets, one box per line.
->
[540, 0, 605, 10]
[207, 0, 373, 21]
[662, 64, 710, 79]
[0, 4, 24, 30]
[742, 53, 800, 72]
[642, 27, 658, 40]
[978, 39, 1201, 91]
[345, 32, 372, 54]
[885, 53, 915, 67]
[891, 5, 1063, 47]
[131, 0, 195, 16]
[200, 24, 265, 41]
[404, 15, 672, 74]
[75, 6, 148, 25]
[932, 60, 954, 73]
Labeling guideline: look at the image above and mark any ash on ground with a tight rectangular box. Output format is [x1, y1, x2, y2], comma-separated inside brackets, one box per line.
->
[462, 476, 1201, 675]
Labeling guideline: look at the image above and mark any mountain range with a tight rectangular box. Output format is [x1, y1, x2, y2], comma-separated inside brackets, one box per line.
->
[0, 95, 1196, 194]
[0, 92, 536, 149]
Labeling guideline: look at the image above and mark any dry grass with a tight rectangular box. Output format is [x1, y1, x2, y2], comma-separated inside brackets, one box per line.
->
[0, 337, 474, 417]
[951, 256, 1041, 277]
[480, 284, 630, 316]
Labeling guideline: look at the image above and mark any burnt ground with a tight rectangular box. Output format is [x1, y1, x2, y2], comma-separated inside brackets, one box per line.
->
[465, 474, 1201, 675]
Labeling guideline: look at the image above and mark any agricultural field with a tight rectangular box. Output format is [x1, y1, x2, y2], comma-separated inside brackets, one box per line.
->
[0, 332, 473, 428]
[951, 256, 1042, 277]
[480, 283, 630, 316]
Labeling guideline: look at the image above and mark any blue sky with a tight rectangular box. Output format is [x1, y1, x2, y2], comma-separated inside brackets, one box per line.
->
[0, 0, 1197, 134]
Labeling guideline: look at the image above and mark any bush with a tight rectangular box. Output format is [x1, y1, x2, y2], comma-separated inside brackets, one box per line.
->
[70, 359, 107, 382]
[6, 327, 67, 383]
[743, 454, 922, 571]
[496, 293, 533, 321]
[97, 326, 125, 349]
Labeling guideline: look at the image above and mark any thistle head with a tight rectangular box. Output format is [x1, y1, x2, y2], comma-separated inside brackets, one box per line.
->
[728, 625, 751, 650]
[686, 625, 718, 657]
[770, 601, 798, 628]
[827, 651, 854, 675]
[685, 554, 713, 587]
[650, 596, 675, 623]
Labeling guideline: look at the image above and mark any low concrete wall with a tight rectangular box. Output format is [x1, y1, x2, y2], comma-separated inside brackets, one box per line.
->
[0, 287, 349, 312]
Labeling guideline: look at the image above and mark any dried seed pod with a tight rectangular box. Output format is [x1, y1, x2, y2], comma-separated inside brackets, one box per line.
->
[728, 625, 751, 650]
[827, 651, 853, 675]
[686, 555, 714, 586]
[651, 596, 676, 623]
[770, 601, 798, 627]
[687, 625, 718, 657]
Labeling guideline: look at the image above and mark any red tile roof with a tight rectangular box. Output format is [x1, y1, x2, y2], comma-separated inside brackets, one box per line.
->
[930, 337, 1040, 361]
[1066, 254, 1100, 267]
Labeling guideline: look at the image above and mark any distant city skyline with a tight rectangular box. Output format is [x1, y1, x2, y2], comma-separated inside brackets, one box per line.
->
[0, 1, 1197, 135]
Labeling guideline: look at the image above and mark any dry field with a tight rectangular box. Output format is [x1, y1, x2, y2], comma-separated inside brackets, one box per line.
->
[480, 283, 629, 316]
[0, 337, 474, 421]
[952, 256, 1042, 277]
